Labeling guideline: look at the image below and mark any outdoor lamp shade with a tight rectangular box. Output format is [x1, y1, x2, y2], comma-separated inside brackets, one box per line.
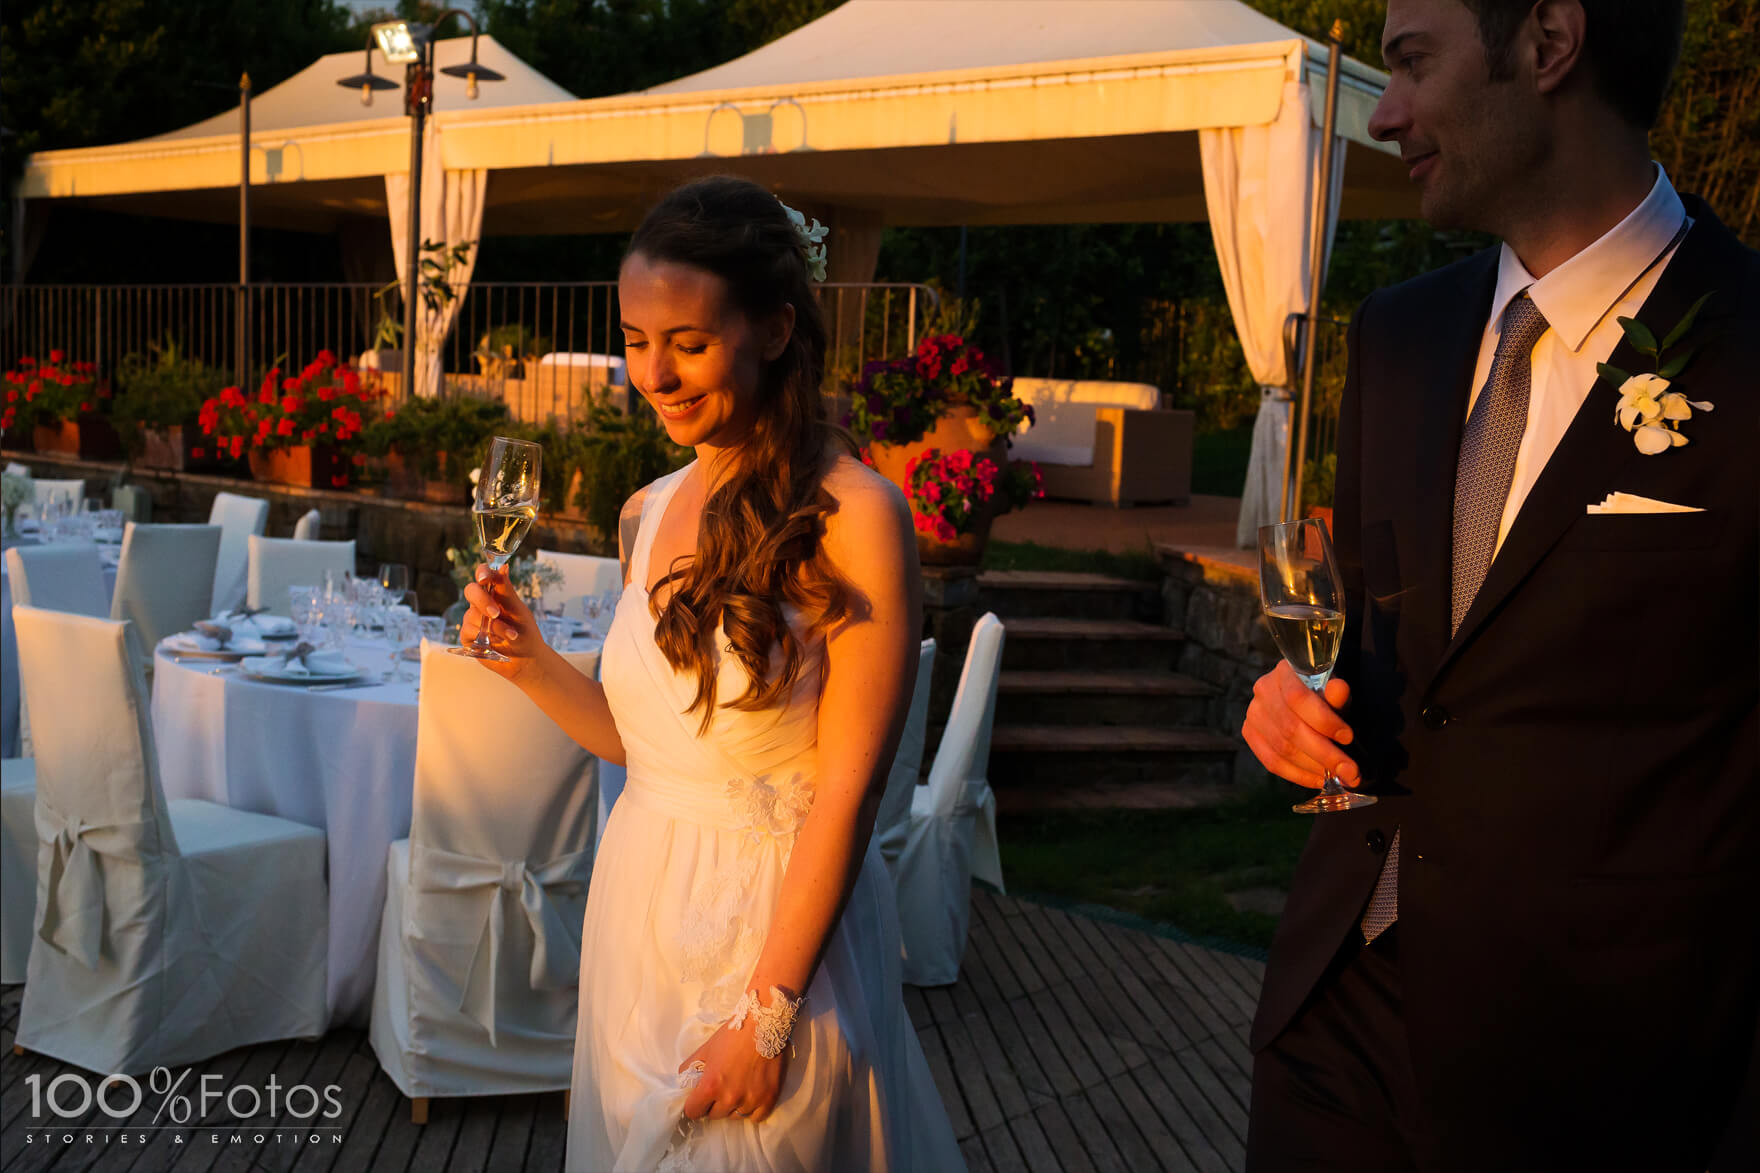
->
[373, 21, 423, 64]
[440, 61, 504, 100]
[337, 70, 399, 106]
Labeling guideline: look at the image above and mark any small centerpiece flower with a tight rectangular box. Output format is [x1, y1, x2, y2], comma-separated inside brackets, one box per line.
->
[1598, 292, 1714, 455]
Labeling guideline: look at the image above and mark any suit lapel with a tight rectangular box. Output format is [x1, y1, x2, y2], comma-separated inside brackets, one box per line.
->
[1423, 200, 1736, 694]
[1407, 253, 1498, 684]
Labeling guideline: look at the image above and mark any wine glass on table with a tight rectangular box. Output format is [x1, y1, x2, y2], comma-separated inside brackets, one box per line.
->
[1258, 517, 1374, 814]
[451, 435, 542, 662]
[378, 562, 410, 604]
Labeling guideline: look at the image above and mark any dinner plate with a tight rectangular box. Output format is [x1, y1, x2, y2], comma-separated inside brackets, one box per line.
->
[166, 633, 269, 660]
[239, 658, 364, 685]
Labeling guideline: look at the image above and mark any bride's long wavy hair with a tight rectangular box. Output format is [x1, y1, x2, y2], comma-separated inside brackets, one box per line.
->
[627, 176, 852, 729]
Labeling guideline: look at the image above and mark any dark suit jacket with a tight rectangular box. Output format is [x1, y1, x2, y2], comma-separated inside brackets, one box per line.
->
[1251, 196, 1760, 1172]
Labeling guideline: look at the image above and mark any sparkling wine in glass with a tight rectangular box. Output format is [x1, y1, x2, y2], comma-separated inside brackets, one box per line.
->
[1258, 517, 1374, 814]
[452, 436, 542, 662]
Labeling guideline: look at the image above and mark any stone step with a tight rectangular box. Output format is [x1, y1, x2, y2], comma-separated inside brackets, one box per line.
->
[999, 617, 1186, 671]
[978, 570, 1162, 623]
[988, 724, 1238, 789]
[995, 669, 1216, 727]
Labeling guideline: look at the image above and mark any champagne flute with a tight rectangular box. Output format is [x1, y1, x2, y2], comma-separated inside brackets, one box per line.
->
[451, 435, 542, 662]
[1258, 517, 1374, 814]
[378, 562, 410, 603]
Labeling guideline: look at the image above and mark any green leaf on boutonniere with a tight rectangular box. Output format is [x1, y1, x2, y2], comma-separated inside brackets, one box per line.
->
[1660, 291, 1715, 352]
[1617, 315, 1659, 356]
[1657, 347, 1696, 380]
[1596, 361, 1632, 388]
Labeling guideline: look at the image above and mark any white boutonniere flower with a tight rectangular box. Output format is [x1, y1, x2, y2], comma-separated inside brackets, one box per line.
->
[779, 200, 829, 282]
[1598, 292, 1715, 455]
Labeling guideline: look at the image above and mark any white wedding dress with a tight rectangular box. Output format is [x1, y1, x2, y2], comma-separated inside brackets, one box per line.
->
[566, 465, 965, 1173]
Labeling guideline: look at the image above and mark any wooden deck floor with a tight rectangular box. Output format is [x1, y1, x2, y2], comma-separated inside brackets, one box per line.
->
[0, 889, 1263, 1172]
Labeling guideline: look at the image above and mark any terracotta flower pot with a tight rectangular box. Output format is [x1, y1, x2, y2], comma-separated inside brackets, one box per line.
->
[248, 444, 351, 489]
[138, 425, 185, 471]
[385, 449, 471, 505]
[869, 406, 1007, 568]
[1304, 505, 1335, 534]
[866, 406, 1001, 485]
[916, 505, 997, 567]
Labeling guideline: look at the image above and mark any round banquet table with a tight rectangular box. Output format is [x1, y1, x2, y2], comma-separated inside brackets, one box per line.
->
[150, 634, 602, 1026]
[2, 536, 120, 758]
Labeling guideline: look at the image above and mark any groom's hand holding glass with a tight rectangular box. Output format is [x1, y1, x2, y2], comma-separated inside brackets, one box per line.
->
[1242, 661, 1359, 791]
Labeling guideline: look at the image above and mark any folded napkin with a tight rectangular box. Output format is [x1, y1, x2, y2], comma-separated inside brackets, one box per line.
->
[241, 645, 355, 677]
[1586, 491, 1704, 514]
[213, 608, 298, 638]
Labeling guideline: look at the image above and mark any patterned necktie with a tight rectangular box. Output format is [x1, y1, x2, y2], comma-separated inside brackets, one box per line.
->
[1362, 295, 1550, 945]
[1449, 294, 1550, 634]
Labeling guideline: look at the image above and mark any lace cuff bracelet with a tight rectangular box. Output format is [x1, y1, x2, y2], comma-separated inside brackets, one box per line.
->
[728, 986, 804, 1059]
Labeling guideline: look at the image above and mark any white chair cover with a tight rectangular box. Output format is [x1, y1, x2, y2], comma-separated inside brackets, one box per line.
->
[0, 757, 37, 983]
[11, 607, 327, 1074]
[5, 543, 109, 617]
[896, 613, 1007, 987]
[3, 461, 28, 477]
[247, 536, 355, 615]
[29, 478, 85, 511]
[877, 639, 937, 875]
[207, 492, 270, 615]
[111, 522, 222, 657]
[5, 542, 113, 766]
[535, 549, 621, 622]
[292, 508, 322, 541]
[369, 642, 601, 1098]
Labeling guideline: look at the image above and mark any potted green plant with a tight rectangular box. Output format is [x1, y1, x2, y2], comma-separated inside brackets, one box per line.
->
[112, 339, 226, 470]
[368, 239, 476, 390]
[199, 351, 382, 488]
[364, 394, 509, 504]
[5, 351, 120, 459]
[847, 334, 1033, 488]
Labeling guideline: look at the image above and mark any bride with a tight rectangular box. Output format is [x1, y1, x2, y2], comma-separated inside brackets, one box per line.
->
[461, 175, 965, 1172]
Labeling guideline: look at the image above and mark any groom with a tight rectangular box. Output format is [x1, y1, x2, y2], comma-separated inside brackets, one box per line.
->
[1240, 1, 1758, 1169]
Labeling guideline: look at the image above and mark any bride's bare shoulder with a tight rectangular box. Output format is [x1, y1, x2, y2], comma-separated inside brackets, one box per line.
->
[818, 451, 911, 553]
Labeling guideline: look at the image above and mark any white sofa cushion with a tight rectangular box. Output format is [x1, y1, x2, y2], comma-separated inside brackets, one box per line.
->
[1008, 379, 1160, 466]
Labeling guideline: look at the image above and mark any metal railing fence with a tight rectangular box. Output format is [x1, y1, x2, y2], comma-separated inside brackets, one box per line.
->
[0, 281, 936, 427]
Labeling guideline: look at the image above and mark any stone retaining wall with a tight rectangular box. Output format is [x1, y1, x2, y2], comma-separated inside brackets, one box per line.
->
[2, 450, 615, 615]
[1157, 544, 1278, 786]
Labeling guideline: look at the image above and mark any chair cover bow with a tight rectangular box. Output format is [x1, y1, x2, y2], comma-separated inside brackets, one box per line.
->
[34, 799, 148, 969]
[412, 844, 591, 1045]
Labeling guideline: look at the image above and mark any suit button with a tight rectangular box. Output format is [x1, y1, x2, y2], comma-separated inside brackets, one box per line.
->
[1365, 829, 1387, 854]
[1421, 705, 1451, 730]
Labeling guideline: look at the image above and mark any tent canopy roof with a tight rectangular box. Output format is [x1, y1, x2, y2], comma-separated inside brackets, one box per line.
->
[652, 0, 1336, 92]
[153, 35, 577, 142]
[19, 0, 1415, 234]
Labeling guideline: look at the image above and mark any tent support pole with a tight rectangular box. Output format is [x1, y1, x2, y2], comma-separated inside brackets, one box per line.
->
[1284, 21, 1345, 524]
[402, 54, 428, 403]
[236, 73, 251, 392]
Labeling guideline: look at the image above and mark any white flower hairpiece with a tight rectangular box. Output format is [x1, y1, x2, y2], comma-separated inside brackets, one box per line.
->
[779, 200, 829, 282]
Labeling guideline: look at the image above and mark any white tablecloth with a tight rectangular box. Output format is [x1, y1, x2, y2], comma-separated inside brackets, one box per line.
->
[2, 538, 120, 758]
[150, 635, 602, 1026]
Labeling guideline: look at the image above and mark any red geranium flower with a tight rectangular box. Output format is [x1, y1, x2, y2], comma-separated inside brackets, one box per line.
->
[190, 447, 205, 459]
[49, 349, 64, 364]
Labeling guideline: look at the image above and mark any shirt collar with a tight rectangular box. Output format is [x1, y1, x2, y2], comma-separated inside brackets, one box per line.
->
[1487, 165, 1687, 353]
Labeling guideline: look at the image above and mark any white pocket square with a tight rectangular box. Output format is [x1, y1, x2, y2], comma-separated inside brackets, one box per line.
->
[1586, 491, 1704, 514]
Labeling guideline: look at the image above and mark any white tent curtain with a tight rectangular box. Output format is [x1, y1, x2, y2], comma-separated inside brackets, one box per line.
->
[1201, 71, 1347, 547]
[386, 121, 486, 399]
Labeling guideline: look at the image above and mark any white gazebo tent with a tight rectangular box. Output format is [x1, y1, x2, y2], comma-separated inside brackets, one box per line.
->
[18, 0, 1414, 537]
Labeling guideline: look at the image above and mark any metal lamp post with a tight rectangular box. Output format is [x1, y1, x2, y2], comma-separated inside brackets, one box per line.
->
[338, 13, 501, 400]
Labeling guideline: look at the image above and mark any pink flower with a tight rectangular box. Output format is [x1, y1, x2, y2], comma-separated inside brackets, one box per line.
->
[933, 518, 957, 542]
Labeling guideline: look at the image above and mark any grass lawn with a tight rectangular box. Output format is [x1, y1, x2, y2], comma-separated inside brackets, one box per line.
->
[982, 539, 1162, 580]
[1191, 425, 1255, 497]
[996, 781, 1313, 954]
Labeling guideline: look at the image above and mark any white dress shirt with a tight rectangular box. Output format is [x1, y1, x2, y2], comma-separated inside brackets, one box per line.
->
[1470, 166, 1689, 553]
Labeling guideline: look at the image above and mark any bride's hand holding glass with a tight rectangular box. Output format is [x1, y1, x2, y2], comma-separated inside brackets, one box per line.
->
[460, 565, 548, 680]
